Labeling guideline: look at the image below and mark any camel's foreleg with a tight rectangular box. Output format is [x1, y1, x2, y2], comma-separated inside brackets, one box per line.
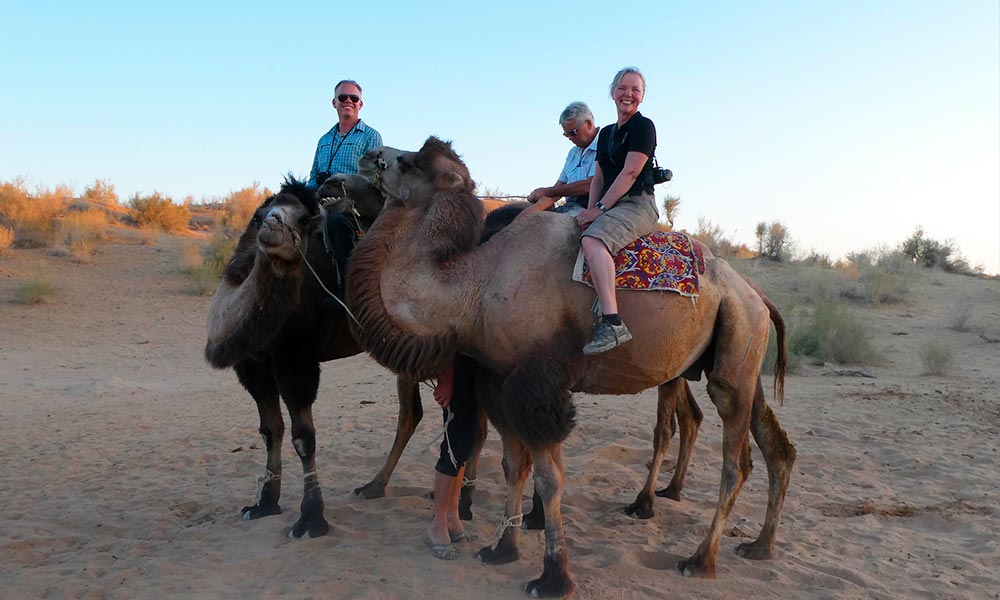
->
[736, 378, 796, 560]
[276, 358, 330, 539]
[658, 379, 704, 501]
[354, 376, 423, 499]
[235, 359, 284, 519]
[678, 375, 753, 578]
[523, 443, 575, 599]
[627, 379, 682, 519]
[477, 428, 530, 565]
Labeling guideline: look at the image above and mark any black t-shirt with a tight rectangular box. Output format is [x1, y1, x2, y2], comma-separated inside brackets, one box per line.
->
[596, 111, 656, 198]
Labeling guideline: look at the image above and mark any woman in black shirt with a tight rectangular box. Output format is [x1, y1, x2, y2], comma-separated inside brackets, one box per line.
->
[576, 67, 660, 354]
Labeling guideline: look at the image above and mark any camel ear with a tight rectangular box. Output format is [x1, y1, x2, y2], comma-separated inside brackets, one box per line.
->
[435, 172, 465, 190]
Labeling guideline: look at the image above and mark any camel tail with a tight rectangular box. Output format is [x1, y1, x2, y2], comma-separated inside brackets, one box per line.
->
[740, 274, 787, 406]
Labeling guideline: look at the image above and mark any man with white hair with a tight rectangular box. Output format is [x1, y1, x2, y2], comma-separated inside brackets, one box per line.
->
[518, 101, 601, 220]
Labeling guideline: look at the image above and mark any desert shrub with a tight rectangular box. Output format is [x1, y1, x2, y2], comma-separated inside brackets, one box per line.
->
[840, 248, 915, 307]
[798, 250, 833, 269]
[919, 340, 954, 375]
[56, 208, 108, 262]
[900, 227, 976, 275]
[14, 279, 56, 304]
[187, 234, 237, 295]
[0, 224, 13, 256]
[755, 221, 790, 262]
[788, 297, 875, 364]
[82, 179, 119, 207]
[949, 301, 973, 332]
[788, 265, 843, 304]
[0, 180, 68, 247]
[691, 217, 754, 259]
[179, 240, 204, 273]
[138, 223, 160, 246]
[130, 192, 191, 232]
[220, 183, 270, 235]
[661, 195, 680, 228]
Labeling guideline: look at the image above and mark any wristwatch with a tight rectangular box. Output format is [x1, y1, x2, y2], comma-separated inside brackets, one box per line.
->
[595, 200, 607, 212]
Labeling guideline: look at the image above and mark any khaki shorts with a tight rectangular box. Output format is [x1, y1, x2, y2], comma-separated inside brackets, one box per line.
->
[581, 192, 659, 254]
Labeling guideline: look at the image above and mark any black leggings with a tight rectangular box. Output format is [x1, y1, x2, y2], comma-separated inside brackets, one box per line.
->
[325, 212, 358, 289]
[435, 355, 480, 477]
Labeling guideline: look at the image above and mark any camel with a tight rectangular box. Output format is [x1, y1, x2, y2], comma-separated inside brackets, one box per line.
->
[203, 176, 479, 536]
[344, 138, 796, 598]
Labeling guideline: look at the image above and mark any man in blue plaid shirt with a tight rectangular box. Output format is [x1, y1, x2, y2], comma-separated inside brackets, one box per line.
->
[309, 80, 382, 308]
[307, 80, 383, 186]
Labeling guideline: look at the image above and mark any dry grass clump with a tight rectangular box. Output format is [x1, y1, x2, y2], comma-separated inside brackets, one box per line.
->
[948, 301, 973, 332]
[691, 217, 755, 259]
[14, 279, 56, 305]
[840, 249, 916, 307]
[0, 180, 70, 247]
[179, 241, 204, 273]
[0, 224, 14, 256]
[187, 234, 237, 295]
[56, 209, 108, 262]
[919, 340, 955, 376]
[130, 192, 191, 233]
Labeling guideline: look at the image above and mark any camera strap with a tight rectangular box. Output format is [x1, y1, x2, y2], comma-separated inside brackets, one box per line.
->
[325, 122, 360, 174]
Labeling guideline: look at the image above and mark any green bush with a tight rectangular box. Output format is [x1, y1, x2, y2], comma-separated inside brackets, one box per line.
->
[187, 234, 237, 295]
[15, 279, 56, 304]
[788, 298, 875, 364]
[129, 192, 191, 232]
[919, 340, 954, 375]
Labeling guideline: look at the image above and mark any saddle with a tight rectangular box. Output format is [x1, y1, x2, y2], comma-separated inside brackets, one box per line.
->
[572, 231, 706, 297]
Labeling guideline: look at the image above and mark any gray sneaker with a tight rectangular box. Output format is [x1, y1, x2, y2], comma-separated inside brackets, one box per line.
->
[583, 319, 633, 355]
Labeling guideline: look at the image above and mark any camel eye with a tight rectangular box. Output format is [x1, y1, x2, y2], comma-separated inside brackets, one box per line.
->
[298, 215, 310, 227]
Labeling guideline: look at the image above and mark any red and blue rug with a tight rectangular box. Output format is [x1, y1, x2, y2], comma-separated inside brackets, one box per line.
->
[573, 231, 706, 297]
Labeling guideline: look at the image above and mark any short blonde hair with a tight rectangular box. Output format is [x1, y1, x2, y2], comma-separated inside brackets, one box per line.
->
[609, 67, 645, 97]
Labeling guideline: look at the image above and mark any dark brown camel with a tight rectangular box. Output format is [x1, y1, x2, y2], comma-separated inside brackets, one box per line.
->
[346, 139, 796, 598]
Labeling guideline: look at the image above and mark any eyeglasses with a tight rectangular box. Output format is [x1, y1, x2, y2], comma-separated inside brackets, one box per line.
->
[562, 126, 581, 138]
[337, 94, 361, 103]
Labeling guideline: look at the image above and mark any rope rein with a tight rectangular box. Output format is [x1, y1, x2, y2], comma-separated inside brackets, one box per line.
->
[489, 513, 524, 550]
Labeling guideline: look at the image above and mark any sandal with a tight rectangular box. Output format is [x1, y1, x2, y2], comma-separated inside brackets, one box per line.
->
[425, 537, 459, 560]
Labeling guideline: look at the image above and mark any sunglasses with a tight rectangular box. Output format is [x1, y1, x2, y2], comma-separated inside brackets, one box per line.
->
[563, 126, 581, 138]
[337, 94, 361, 103]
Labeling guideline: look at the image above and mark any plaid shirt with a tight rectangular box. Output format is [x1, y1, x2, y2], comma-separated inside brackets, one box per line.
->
[307, 119, 383, 186]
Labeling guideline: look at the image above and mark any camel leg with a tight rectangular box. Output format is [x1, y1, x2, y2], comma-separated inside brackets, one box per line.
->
[274, 358, 330, 539]
[476, 429, 531, 565]
[736, 378, 796, 560]
[626, 379, 681, 519]
[657, 379, 704, 500]
[523, 443, 575, 599]
[354, 376, 423, 499]
[522, 488, 545, 530]
[236, 359, 285, 519]
[677, 374, 754, 578]
[459, 404, 489, 521]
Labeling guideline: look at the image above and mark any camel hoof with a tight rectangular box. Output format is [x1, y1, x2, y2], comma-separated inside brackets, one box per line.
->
[240, 503, 281, 520]
[525, 573, 575, 599]
[735, 540, 775, 560]
[655, 485, 682, 501]
[476, 544, 520, 565]
[288, 513, 330, 539]
[353, 482, 387, 500]
[677, 556, 716, 579]
[623, 499, 655, 520]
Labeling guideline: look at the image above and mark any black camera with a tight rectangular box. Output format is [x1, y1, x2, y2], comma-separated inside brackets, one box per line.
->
[652, 167, 672, 185]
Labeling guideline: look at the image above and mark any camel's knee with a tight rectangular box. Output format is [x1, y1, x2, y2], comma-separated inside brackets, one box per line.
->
[292, 434, 316, 459]
[259, 425, 284, 450]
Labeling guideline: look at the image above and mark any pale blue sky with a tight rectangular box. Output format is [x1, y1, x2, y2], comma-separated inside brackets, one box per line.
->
[2, 1, 998, 272]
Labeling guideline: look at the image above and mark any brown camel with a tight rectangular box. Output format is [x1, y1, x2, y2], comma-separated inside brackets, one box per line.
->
[345, 138, 796, 598]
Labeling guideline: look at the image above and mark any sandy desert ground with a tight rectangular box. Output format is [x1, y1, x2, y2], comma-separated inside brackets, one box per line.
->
[1, 228, 998, 600]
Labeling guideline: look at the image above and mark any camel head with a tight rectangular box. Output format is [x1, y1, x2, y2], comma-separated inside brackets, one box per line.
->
[364, 137, 474, 208]
[316, 172, 386, 222]
[227, 178, 322, 282]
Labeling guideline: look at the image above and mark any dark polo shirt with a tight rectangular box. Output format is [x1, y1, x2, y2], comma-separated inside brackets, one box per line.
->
[596, 111, 657, 198]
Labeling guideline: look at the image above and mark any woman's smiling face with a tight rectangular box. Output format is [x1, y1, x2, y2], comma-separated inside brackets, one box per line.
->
[613, 73, 645, 117]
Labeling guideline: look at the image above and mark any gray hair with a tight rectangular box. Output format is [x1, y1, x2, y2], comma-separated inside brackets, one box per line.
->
[334, 79, 363, 96]
[609, 67, 646, 97]
[559, 101, 594, 126]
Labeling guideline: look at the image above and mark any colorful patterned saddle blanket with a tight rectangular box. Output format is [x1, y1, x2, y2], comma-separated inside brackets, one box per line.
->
[572, 231, 706, 297]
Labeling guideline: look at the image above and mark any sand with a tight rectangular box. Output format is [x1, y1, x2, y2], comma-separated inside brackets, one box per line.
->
[1, 229, 998, 599]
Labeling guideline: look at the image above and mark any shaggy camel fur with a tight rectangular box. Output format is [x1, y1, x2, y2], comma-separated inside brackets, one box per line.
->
[203, 178, 481, 536]
[346, 138, 796, 598]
